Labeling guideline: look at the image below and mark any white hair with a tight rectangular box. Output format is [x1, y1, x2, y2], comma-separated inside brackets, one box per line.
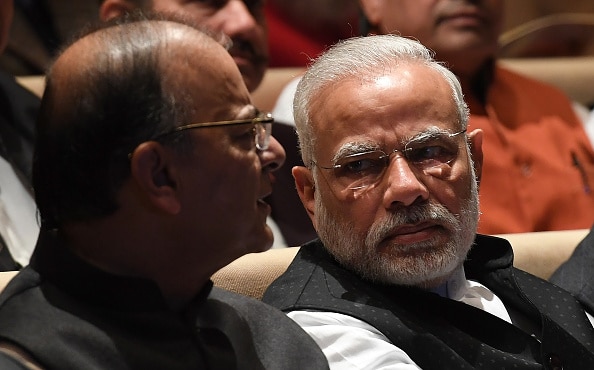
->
[293, 34, 469, 166]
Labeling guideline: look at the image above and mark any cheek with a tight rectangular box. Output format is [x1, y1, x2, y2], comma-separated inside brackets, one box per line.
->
[429, 166, 475, 214]
[383, 3, 432, 36]
[316, 183, 378, 236]
[229, 154, 262, 195]
[197, 149, 259, 193]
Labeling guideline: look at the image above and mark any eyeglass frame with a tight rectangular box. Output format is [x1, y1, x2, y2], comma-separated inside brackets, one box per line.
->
[152, 110, 274, 151]
[311, 128, 467, 191]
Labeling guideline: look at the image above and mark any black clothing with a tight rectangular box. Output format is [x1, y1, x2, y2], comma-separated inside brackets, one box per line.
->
[0, 71, 37, 183]
[0, 229, 329, 370]
[0, 352, 33, 370]
[264, 235, 594, 369]
[265, 122, 317, 246]
[0, 71, 39, 271]
[550, 225, 594, 315]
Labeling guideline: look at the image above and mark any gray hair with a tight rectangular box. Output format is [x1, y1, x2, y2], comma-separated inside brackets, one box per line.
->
[34, 15, 217, 228]
[293, 34, 469, 165]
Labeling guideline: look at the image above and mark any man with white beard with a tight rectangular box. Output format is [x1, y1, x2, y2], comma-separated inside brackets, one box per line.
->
[263, 34, 594, 369]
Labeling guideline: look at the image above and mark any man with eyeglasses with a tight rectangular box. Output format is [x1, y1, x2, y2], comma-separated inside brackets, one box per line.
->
[0, 15, 330, 369]
[263, 35, 594, 369]
[98, 0, 301, 249]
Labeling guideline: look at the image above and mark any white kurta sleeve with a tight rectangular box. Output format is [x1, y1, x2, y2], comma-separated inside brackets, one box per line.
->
[287, 310, 421, 370]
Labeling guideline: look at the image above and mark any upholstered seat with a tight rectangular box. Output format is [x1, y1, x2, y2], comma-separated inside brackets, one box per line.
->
[0, 230, 588, 300]
[211, 229, 590, 300]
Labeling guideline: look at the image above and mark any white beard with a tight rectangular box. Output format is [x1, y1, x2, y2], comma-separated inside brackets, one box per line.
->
[314, 169, 479, 289]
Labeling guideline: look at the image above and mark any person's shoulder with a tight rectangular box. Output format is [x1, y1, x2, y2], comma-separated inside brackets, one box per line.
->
[0, 71, 40, 135]
[493, 63, 580, 121]
[209, 287, 329, 369]
[0, 350, 34, 370]
[0, 268, 41, 309]
[494, 63, 573, 101]
[210, 286, 300, 320]
[0, 72, 40, 106]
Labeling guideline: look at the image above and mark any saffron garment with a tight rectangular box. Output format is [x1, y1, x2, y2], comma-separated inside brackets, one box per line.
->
[471, 65, 594, 234]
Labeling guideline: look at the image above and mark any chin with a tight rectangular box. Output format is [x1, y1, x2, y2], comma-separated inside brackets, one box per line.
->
[249, 226, 275, 254]
[240, 67, 265, 92]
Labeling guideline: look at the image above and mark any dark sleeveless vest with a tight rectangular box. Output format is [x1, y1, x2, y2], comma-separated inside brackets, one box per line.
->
[263, 235, 594, 369]
[0, 229, 329, 370]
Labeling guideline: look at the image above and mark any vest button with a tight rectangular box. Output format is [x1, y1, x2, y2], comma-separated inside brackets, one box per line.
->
[547, 354, 563, 370]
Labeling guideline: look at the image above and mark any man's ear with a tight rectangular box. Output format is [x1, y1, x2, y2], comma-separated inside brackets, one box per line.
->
[129, 142, 181, 215]
[467, 129, 484, 186]
[359, 0, 383, 34]
[99, 0, 136, 21]
[292, 166, 317, 228]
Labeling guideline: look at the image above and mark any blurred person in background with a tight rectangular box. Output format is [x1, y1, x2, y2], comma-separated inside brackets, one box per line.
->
[357, 0, 594, 234]
[99, 0, 268, 92]
[272, 0, 594, 240]
[0, 0, 39, 270]
[265, 0, 359, 67]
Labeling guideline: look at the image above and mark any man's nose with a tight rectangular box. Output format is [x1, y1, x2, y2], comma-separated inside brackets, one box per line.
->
[210, 0, 259, 36]
[382, 156, 430, 209]
[259, 135, 286, 172]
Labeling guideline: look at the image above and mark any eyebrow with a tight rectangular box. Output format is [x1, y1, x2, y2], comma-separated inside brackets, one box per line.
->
[235, 105, 259, 120]
[332, 126, 457, 162]
[404, 127, 455, 144]
[332, 141, 381, 163]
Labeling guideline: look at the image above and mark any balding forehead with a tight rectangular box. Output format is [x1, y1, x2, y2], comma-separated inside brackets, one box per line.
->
[46, 19, 228, 124]
[52, 19, 222, 77]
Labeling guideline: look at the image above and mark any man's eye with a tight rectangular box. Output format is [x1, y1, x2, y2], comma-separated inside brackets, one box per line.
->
[336, 152, 386, 176]
[406, 145, 457, 165]
[246, 126, 257, 139]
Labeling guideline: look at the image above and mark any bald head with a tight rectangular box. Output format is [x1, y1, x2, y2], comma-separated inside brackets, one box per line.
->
[49, 18, 231, 127]
[34, 16, 244, 228]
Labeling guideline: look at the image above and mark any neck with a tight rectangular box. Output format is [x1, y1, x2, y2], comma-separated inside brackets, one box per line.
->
[62, 219, 212, 312]
[456, 59, 495, 108]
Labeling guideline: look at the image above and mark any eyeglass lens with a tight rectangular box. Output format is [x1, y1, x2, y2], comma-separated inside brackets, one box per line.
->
[327, 130, 465, 190]
[255, 115, 273, 150]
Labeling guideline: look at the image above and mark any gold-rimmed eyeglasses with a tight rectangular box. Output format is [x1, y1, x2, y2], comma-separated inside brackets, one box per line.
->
[312, 129, 467, 191]
[154, 110, 274, 150]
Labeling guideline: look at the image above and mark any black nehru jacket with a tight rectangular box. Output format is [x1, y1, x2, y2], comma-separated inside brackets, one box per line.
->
[0, 229, 329, 370]
[264, 235, 594, 369]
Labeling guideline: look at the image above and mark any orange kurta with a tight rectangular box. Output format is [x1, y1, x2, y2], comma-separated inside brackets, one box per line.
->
[470, 65, 594, 234]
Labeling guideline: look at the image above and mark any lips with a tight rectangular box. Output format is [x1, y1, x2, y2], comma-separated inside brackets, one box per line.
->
[231, 53, 252, 67]
[381, 222, 443, 246]
[257, 184, 272, 211]
[257, 198, 271, 218]
[439, 8, 487, 26]
[259, 180, 273, 200]
[228, 40, 257, 65]
[228, 38, 267, 67]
